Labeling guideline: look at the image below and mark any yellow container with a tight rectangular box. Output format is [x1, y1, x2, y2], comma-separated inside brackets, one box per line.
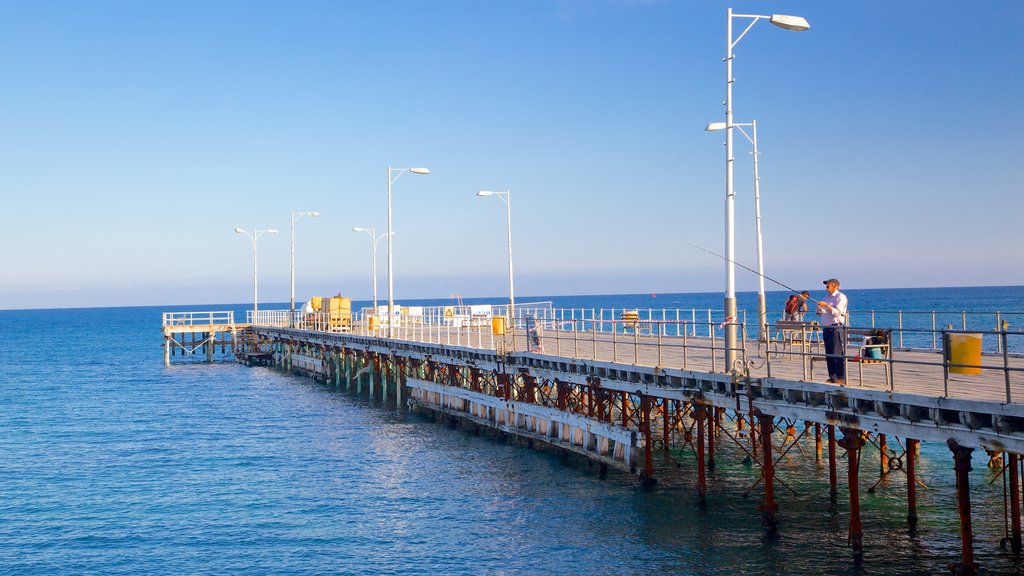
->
[309, 296, 323, 312]
[948, 333, 983, 375]
[368, 315, 378, 331]
[491, 316, 506, 336]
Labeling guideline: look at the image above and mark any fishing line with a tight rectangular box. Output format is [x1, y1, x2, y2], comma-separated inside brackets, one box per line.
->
[683, 242, 821, 304]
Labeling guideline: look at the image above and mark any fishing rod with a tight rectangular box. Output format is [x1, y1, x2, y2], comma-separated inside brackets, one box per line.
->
[684, 242, 821, 304]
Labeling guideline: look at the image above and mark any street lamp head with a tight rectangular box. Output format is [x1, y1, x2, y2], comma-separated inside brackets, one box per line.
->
[308, 211, 320, 217]
[409, 167, 430, 175]
[705, 122, 728, 132]
[266, 229, 279, 234]
[234, 228, 244, 234]
[769, 14, 810, 32]
[477, 190, 495, 197]
[352, 227, 367, 232]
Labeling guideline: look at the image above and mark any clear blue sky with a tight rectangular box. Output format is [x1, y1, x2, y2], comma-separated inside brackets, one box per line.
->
[1, 0, 1021, 309]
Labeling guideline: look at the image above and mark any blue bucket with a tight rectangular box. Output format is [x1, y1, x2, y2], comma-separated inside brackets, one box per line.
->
[865, 347, 883, 359]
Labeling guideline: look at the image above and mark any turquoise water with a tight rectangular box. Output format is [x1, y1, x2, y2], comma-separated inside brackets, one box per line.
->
[2, 288, 1023, 574]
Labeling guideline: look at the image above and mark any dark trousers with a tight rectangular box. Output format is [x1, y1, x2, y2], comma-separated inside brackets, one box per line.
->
[823, 325, 847, 381]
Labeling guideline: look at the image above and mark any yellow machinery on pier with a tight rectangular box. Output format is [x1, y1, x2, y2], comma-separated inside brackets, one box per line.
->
[306, 295, 352, 332]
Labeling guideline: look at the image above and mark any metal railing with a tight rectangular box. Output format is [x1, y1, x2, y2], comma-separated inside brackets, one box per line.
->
[848, 309, 1024, 353]
[246, 305, 1024, 402]
[163, 311, 235, 327]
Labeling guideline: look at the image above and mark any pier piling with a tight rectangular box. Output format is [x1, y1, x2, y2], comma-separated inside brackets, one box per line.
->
[839, 427, 867, 556]
[948, 439, 978, 576]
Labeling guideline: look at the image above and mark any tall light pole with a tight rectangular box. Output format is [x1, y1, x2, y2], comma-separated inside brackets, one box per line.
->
[387, 166, 430, 338]
[720, 8, 809, 371]
[707, 119, 766, 342]
[476, 190, 515, 324]
[352, 226, 390, 312]
[290, 210, 319, 316]
[234, 227, 279, 317]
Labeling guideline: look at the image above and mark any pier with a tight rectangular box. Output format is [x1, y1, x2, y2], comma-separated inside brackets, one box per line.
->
[164, 304, 1024, 573]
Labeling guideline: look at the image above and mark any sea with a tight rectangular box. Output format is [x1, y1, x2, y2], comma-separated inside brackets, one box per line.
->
[2, 286, 1023, 575]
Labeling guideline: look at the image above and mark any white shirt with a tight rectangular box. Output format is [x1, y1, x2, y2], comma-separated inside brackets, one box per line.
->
[817, 290, 848, 327]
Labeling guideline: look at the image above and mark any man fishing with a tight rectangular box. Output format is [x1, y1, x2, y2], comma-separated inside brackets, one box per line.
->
[817, 278, 849, 385]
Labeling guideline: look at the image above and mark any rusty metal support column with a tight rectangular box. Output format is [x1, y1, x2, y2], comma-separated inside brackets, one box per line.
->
[470, 368, 481, 393]
[839, 427, 867, 556]
[640, 395, 655, 486]
[1010, 452, 1022, 554]
[502, 371, 511, 401]
[696, 406, 707, 497]
[759, 412, 778, 534]
[814, 423, 822, 461]
[879, 433, 889, 476]
[622, 391, 630, 428]
[368, 353, 378, 399]
[395, 357, 404, 409]
[661, 399, 670, 451]
[828, 424, 838, 504]
[525, 373, 537, 404]
[907, 438, 919, 528]
[948, 439, 978, 576]
[708, 406, 716, 471]
[380, 355, 389, 404]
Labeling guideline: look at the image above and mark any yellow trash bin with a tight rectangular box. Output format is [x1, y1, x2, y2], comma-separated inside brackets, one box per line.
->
[491, 316, 506, 336]
[948, 333, 983, 375]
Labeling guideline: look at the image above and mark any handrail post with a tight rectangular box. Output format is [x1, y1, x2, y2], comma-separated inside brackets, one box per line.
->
[898, 311, 904, 348]
[740, 321, 747, 369]
[657, 324, 663, 366]
[634, 324, 639, 365]
[682, 324, 689, 369]
[612, 318, 618, 363]
[997, 312, 1003, 354]
[932, 311, 937, 351]
[801, 325, 809, 380]
[1004, 331, 1012, 404]
[942, 330, 950, 397]
[842, 325, 849, 385]
[710, 321, 717, 373]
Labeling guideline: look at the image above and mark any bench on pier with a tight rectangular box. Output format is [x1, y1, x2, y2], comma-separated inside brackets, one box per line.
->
[810, 327, 893, 386]
[773, 320, 821, 355]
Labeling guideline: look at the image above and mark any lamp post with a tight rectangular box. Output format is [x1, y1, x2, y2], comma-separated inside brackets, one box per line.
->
[720, 8, 809, 371]
[476, 189, 515, 325]
[707, 119, 766, 342]
[234, 227, 279, 317]
[352, 226, 390, 312]
[387, 166, 430, 338]
[290, 211, 319, 318]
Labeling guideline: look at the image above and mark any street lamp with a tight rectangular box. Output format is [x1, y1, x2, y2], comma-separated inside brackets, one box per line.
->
[290, 211, 319, 317]
[387, 166, 430, 338]
[719, 8, 809, 371]
[476, 190, 515, 326]
[234, 227, 279, 317]
[352, 226, 391, 313]
[707, 120, 766, 342]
